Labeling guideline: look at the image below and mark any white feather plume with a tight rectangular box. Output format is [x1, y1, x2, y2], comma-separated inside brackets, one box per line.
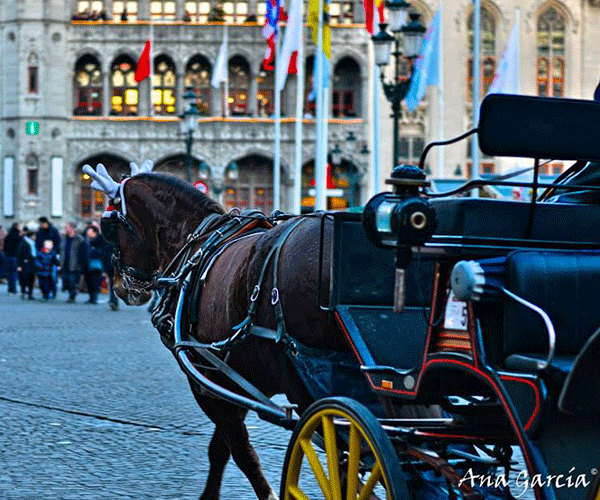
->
[82, 163, 120, 198]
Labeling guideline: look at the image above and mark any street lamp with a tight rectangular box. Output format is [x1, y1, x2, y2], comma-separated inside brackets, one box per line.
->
[180, 89, 200, 183]
[372, 3, 425, 168]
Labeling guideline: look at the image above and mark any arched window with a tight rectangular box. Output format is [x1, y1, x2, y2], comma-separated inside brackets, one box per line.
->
[223, 1, 249, 23]
[467, 7, 496, 100]
[256, 69, 274, 117]
[185, 1, 212, 22]
[333, 57, 361, 117]
[150, 0, 176, 20]
[153, 55, 177, 115]
[537, 7, 565, 97]
[185, 55, 212, 115]
[329, 1, 354, 24]
[223, 155, 273, 213]
[27, 53, 39, 94]
[228, 56, 250, 116]
[74, 55, 102, 116]
[111, 55, 138, 115]
[26, 154, 39, 196]
[112, 0, 138, 21]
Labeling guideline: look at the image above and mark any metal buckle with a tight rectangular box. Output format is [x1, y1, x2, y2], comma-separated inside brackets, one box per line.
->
[271, 288, 279, 305]
[251, 285, 260, 302]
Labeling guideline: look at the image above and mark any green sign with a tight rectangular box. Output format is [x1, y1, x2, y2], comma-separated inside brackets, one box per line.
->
[25, 121, 39, 135]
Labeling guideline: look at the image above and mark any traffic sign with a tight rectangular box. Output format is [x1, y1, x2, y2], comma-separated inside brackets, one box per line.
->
[25, 121, 39, 135]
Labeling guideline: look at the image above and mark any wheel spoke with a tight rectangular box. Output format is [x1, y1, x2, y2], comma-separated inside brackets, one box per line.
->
[288, 484, 311, 500]
[322, 415, 343, 500]
[345, 423, 361, 500]
[358, 463, 383, 500]
[299, 438, 331, 500]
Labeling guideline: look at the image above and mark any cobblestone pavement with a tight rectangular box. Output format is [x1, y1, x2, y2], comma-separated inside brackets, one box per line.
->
[0, 286, 291, 500]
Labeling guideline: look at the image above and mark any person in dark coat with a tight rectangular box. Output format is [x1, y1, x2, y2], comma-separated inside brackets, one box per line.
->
[84, 225, 105, 304]
[3, 223, 21, 294]
[16, 227, 36, 300]
[35, 240, 60, 301]
[36, 217, 61, 299]
[59, 222, 86, 303]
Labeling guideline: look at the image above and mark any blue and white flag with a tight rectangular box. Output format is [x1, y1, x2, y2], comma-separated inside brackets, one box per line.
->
[487, 21, 520, 95]
[405, 10, 441, 112]
[308, 53, 330, 101]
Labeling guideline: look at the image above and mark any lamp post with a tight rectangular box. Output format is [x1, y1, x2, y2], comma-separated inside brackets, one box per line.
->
[371, 1, 425, 168]
[180, 89, 200, 183]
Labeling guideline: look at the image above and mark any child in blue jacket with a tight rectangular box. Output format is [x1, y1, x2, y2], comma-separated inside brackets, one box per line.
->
[36, 240, 59, 300]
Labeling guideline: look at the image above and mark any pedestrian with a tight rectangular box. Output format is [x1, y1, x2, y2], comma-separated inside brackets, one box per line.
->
[84, 225, 104, 304]
[0, 224, 6, 283]
[3, 223, 21, 294]
[36, 216, 61, 299]
[59, 222, 85, 303]
[16, 227, 36, 300]
[35, 240, 59, 301]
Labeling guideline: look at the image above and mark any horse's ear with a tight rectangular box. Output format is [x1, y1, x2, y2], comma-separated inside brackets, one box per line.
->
[82, 163, 120, 198]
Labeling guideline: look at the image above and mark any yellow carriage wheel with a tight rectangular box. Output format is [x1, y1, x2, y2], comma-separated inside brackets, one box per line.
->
[281, 397, 409, 500]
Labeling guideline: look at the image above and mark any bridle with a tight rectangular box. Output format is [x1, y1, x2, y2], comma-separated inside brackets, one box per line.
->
[100, 177, 159, 295]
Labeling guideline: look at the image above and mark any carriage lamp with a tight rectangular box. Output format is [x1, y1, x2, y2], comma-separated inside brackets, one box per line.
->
[372, 8, 425, 167]
[363, 165, 436, 312]
[198, 162, 210, 180]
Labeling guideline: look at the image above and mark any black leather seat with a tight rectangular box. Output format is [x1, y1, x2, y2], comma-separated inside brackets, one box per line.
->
[502, 251, 600, 379]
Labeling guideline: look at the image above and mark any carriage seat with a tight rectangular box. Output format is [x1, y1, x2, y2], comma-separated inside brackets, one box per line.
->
[502, 251, 600, 385]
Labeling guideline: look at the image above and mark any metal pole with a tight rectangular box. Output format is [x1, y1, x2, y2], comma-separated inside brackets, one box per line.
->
[392, 37, 401, 168]
[314, 0, 326, 211]
[471, 0, 481, 192]
[292, 0, 305, 214]
[273, 15, 282, 211]
[185, 130, 193, 183]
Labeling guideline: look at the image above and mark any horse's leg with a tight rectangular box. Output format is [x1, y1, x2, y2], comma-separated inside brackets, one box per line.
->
[191, 387, 277, 500]
[199, 428, 231, 500]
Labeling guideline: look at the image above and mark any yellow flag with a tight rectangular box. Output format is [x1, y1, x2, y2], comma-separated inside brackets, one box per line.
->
[374, 0, 384, 7]
[308, 0, 331, 59]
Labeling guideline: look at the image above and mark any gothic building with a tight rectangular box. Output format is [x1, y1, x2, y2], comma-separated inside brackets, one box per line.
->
[1, 0, 600, 225]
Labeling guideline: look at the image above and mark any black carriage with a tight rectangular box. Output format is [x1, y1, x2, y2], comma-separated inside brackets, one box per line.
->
[96, 94, 600, 500]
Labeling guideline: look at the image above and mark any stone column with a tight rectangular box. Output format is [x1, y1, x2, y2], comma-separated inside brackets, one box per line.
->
[176, 70, 185, 115]
[249, 74, 258, 116]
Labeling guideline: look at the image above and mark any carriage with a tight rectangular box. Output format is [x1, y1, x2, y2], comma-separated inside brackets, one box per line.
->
[90, 94, 600, 500]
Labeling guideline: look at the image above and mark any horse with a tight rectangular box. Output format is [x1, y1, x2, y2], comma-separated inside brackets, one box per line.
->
[83, 163, 436, 500]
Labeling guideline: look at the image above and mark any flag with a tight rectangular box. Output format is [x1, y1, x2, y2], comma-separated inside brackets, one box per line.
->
[308, 0, 331, 59]
[486, 21, 519, 95]
[134, 39, 151, 83]
[363, 0, 385, 35]
[276, 0, 301, 91]
[262, 0, 281, 71]
[405, 10, 441, 112]
[211, 27, 228, 88]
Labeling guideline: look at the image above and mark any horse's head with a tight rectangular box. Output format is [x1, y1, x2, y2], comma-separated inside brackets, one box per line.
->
[84, 161, 223, 306]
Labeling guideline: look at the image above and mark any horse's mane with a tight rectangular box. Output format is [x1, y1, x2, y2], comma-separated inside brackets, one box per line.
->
[135, 172, 225, 215]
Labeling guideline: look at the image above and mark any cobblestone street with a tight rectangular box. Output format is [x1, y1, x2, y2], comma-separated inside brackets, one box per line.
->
[0, 287, 291, 500]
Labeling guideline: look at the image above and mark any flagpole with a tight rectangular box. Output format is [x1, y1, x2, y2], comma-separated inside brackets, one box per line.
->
[223, 25, 229, 118]
[437, 2, 444, 179]
[273, 11, 282, 212]
[150, 21, 154, 117]
[371, 6, 380, 195]
[314, 0, 326, 211]
[471, 0, 481, 195]
[293, 0, 305, 214]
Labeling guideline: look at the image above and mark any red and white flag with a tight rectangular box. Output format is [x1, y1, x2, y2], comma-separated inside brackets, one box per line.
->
[276, 0, 301, 91]
[363, 0, 385, 34]
[134, 39, 151, 82]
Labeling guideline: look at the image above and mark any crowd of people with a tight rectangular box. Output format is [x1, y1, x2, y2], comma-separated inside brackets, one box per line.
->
[0, 217, 119, 310]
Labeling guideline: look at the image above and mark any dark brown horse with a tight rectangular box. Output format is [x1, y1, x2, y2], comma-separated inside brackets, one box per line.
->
[99, 171, 342, 500]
